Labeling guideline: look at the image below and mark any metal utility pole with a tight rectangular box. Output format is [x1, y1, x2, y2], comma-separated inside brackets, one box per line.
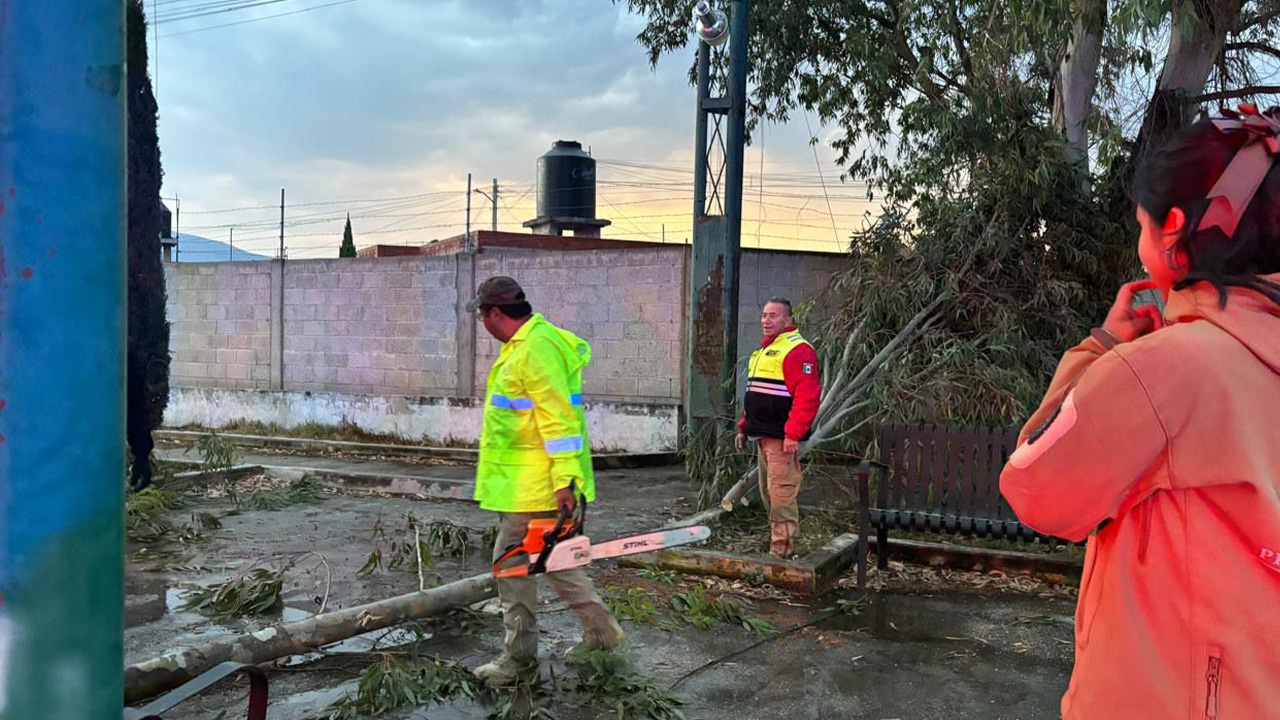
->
[276, 189, 286, 392]
[0, 2, 127, 716]
[465, 173, 473, 253]
[684, 0, 750, 447]
[474, 179, 499, 233]
[229, 227, 234, 260]
[279, 188, 285, 260]
[175, 194, 181, 261]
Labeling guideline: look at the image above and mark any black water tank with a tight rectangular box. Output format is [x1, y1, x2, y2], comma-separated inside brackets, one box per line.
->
[536, 140, 596, 219]
[159, 200, 173, 239]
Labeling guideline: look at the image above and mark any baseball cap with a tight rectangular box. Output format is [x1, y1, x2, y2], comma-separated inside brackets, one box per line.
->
[466, 276, 527, 312]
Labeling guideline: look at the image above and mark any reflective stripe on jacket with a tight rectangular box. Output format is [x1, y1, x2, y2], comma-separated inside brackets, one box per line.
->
[475, 314, 596, 512]
[742, 329, 820, 440]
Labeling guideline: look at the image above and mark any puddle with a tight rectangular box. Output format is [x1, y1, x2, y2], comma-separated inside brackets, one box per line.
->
[327, 626, 424, 653]
[281, 605, 312, 623]
[164, 587, 189, 614]
[157, 587, 234, 641]
[274, 629, 427, 668]
[271, 680, 359, 710]
[817, 589, 1078, 655]
[819, 591, 967, 642]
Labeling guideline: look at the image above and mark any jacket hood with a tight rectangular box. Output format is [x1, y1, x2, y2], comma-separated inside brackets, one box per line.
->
[522, 314, 592, 372]
[1165, 274, 1280, 375]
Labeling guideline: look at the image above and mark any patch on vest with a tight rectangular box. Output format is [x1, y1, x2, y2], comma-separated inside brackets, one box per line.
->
[802, 363, 814, 375]
[1027, 404, 1063, 444]
[765, 350, 780, 357]
[1009, 390, 1079, 470]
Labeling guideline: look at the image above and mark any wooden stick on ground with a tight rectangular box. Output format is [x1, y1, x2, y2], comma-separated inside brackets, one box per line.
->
[124, 573, 497, 705]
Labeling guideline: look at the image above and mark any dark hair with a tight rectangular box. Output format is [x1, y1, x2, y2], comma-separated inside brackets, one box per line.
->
[487, 301, 532, 320]
[764, 297, 793, 314]
[1132, 115, 1280, 308]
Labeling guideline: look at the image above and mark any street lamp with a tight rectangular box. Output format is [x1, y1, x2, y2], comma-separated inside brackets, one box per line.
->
[694, 1, 729, 46]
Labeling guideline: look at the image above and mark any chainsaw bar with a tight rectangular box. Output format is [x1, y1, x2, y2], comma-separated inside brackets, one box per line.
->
[497, 525, 710, 577]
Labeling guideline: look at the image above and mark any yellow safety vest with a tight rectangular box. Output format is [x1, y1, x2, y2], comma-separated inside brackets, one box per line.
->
[744, 331, 811, 439]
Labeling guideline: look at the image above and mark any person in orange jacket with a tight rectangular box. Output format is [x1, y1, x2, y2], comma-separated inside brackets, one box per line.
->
[1000, 105, 1280, 720]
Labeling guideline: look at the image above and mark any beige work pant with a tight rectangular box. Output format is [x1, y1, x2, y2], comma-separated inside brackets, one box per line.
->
[491, 511, 614, 659]
[757, 438, 803, 556]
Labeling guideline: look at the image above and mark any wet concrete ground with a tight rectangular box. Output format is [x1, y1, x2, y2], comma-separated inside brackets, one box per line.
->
[130, 448, 1072, 719]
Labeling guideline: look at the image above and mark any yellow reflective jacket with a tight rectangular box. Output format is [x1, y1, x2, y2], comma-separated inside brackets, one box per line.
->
[474, 314, 596, 512]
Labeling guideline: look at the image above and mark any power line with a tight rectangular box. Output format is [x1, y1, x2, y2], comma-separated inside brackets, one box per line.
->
[167, 154, 874, 255]
[184, 198, 467, 232]
[597, 191, 659, 241]
[156, 0, 297, 24]
[181, 190, 463, 214]
[756, 123, 765, 248]
[802, 109, 844, 251]
[365, 195, 468, 234]
[160, 0, 370, 38]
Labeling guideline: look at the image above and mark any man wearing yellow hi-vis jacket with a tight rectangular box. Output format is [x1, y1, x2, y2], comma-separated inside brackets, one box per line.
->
[467, 276, 624, 686]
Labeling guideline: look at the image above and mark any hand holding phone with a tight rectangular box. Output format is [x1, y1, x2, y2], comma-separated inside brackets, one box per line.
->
[1102, 280, 1165, 343]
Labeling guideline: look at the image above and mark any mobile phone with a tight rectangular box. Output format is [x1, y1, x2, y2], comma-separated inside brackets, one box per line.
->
[1132, 285, 1163, 311]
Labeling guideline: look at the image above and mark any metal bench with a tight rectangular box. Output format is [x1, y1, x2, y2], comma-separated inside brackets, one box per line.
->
[856, 423, 1060, 584]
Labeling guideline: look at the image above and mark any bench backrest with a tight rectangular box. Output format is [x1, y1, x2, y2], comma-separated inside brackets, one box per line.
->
[875, 423, 1041, 540]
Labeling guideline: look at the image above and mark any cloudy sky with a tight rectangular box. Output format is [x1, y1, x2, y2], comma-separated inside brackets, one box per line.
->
[152, 0, 876, 259]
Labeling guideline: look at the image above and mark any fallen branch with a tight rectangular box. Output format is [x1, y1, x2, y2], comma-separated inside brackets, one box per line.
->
[718, 467, 759, 511]
[124, 573, 496, 704]
[415, 524, 426, 592]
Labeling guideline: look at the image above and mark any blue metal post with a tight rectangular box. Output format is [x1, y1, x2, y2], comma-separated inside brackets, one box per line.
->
[0, 2, 127, 718]
[692, 42, 711, 220]
[685, 1, 749, 444]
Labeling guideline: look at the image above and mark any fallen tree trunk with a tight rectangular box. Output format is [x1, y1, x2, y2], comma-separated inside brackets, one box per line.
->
[665, 504, 726, 529]
[719, 467, 758, 511]
[124, 572, 497, 705]
[717, 293, 949, 513]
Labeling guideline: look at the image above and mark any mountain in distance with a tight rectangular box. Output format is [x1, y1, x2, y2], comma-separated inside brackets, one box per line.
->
[170, 232, 270, 262]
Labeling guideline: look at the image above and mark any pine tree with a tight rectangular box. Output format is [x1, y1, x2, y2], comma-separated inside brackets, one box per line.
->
[339, 214, 356, 257]
[126, 0, 170, 491]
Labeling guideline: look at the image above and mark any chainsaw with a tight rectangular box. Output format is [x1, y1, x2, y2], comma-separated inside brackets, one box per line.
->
[493, 490, 710, 578]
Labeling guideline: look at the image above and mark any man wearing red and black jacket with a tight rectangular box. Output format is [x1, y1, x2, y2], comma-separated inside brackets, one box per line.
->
[735, 297, 821, 557]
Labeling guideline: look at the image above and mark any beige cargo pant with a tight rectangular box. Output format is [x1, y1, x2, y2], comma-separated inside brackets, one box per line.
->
[491, 511, 615, 659]
[757, 438, 803, 556]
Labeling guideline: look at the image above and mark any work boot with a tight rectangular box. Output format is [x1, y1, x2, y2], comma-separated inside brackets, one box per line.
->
[769, 541, 796, 558]
[474, 653, 536, 687]
[566, 615, 627, 659]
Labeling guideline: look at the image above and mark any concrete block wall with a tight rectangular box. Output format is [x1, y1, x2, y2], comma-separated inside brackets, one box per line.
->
[165, 387, 680, 453]
[165, 262, 274, 389]
[472, 247, 686, 403]
[281, 257, 458, 396]
[164, 247, 845, 434]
